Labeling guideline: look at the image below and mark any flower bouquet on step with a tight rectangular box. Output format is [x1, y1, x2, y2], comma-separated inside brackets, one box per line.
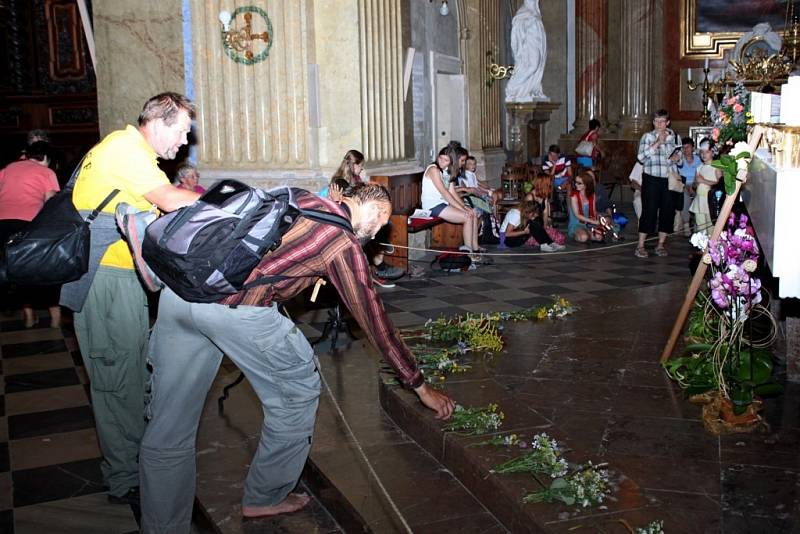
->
[490, 433, 568, 478]
[443, 403, 504, 435]
[522, 461, 610, 508]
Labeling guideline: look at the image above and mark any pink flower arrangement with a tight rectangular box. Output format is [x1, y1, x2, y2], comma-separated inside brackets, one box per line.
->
[698, 213, 762, 321]
[711, 83, 751, 145]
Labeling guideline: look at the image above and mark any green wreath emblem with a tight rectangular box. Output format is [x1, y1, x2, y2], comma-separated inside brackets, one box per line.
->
[220, 6, 273, 65]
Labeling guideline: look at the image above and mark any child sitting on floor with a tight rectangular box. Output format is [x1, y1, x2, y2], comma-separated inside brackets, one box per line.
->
[500, 200, 565, 252]
[524, 173, 566, 246]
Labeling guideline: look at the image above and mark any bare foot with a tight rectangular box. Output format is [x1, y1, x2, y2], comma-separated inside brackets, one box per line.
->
[242, 492, 310, 518]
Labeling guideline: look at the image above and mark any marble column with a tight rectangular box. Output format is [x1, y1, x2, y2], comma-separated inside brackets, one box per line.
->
[359, 0, 405, 163]
[93, 0, 184, 135]
[618, 0, 655, 136]
[573, 0, 607, 133]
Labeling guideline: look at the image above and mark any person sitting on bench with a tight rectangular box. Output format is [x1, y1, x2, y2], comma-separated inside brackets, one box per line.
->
[421, 147, 481, 254]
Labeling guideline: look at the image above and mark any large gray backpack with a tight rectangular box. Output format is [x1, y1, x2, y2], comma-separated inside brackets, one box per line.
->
[142, 180, 351, 303]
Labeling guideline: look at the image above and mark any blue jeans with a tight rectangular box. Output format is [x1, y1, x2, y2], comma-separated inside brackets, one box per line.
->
[139, 288, 320, 534]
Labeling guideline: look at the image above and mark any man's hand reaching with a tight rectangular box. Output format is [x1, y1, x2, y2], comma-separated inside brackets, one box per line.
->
[414, 383, 456, 420]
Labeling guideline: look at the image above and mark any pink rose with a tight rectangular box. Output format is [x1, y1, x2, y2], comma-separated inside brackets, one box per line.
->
[727, 97, 737, 106]
[712, 127, 720, 141]
[719, 111, 727, 120]
[733, 103, 744, 113]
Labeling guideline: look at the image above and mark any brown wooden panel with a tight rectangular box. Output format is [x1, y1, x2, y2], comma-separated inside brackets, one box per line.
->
[430, 222, 463, 250]
[370, 172, 424, 215]
[46, 0, 86, 80]
[383, 214, 409, 269]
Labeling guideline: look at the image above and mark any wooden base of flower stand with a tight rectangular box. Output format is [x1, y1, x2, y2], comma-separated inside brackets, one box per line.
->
[691, 391, 768, 435]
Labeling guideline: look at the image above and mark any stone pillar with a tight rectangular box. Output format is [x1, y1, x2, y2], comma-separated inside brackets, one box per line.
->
[506, 102, 561, 164]
[191, 0, 313, 179]
[573, 0, 608, 133]
[93, 0, 184, 135]
[463, 0, 505, 185]
[618, 0, 655, 136]
[359, 0, 405, 163]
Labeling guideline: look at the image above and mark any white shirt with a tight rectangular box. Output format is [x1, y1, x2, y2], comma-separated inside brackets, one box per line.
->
[500, 208, 521, 233]
[459, 170, 479, 188]
[421, 164, 449, 210]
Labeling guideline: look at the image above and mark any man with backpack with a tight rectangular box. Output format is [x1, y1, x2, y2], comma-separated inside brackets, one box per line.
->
[139, 182, 455, 533]
[60, 93, 201, 506]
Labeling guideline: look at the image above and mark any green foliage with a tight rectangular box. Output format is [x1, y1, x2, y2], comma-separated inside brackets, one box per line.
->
[710, 150, 750, 196]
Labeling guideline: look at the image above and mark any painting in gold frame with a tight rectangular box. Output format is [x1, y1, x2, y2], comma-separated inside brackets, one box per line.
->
[682, 0, 789, 59]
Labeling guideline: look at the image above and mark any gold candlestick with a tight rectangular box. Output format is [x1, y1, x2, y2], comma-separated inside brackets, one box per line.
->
[686, 66, 730, 126]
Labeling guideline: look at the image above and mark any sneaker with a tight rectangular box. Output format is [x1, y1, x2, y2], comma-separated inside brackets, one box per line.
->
[554, 243, 566, 251]
[115, 203, 164, 292]
[108, 486, 140, 506]
[373, 276, 396, 288]
[375, 262, 404, 280]
[654, 246, 669, 257]
[540, 243, 558, 252]
[634, 247, 649, 258]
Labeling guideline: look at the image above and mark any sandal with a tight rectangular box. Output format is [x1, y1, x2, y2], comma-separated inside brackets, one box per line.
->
[634, 247, 649, 258]
[654, 246, 668, 257]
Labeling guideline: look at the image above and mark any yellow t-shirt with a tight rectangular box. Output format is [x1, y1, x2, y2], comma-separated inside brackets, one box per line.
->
[72, 125, 169, 269]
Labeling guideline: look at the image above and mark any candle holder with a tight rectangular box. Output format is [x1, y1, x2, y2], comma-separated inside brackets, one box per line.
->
[686, 66, 730, 125]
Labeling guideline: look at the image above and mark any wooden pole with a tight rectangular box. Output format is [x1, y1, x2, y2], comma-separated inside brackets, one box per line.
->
[660, 126, 765, 363]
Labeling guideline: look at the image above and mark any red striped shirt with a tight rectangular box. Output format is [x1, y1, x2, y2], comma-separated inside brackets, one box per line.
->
[220, 190, 423, 388]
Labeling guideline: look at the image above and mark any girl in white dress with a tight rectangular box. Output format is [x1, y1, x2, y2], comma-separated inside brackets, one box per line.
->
[690, 141, 722, 234]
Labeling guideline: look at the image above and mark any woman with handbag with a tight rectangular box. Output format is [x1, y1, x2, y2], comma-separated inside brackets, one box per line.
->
[575, 118, 601, 169]
[0, 141, 62, 327]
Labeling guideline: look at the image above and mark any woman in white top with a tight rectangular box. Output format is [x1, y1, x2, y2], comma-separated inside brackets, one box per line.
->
[422, 147, 481, 252]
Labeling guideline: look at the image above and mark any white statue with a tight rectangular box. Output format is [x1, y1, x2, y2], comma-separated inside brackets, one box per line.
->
[505, 0, 549, 103]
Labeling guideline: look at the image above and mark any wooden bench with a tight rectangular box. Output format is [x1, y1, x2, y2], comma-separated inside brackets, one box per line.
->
[370, 172, 463, 270]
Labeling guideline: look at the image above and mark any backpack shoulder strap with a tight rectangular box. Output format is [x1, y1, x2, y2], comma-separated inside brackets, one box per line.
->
[299, 208, 354, 234]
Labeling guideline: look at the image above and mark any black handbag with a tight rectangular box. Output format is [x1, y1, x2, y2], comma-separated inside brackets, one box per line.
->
[3, 155, 119, 285]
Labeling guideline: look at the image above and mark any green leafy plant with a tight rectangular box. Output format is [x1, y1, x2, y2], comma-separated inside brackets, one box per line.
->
[710, 144, 751, 195]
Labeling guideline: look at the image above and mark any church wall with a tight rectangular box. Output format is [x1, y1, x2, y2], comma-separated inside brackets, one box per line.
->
[409, 0, 461, 164]
[93, 0, 185, 137]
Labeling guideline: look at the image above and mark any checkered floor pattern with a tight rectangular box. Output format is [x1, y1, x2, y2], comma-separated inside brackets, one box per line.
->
[0, 315, 139, 534]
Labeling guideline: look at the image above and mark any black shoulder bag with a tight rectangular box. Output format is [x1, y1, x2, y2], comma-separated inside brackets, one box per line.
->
[3, 153, 119, 286]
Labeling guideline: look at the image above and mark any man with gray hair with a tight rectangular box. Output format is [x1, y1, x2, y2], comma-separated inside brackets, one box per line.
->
[62, 92, 201, 505]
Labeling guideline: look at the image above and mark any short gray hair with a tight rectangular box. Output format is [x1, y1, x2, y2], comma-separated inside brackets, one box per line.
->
[173, 163, 198, 185]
